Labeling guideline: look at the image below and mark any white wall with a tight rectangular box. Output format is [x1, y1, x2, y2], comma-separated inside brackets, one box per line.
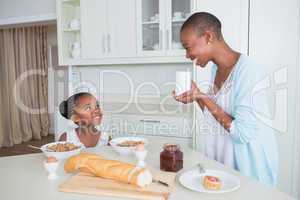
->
[249, 0, 300, 198]
[0, 0, 56, 25]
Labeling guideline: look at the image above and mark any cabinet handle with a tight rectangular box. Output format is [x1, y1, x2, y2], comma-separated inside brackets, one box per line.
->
[102, 35, 106, 54]
[140, 119, 161, 123]
[166, 29, 170, 50]
[159, 30, 163, 50]
[107, 34, 111, 53]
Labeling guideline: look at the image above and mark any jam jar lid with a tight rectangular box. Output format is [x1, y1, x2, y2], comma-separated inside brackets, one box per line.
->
[163, 143, 180, 152]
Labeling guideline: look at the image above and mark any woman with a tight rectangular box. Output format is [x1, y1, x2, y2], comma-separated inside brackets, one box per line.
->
[174, 12, 278, 187]
[59, 92, 107, 148]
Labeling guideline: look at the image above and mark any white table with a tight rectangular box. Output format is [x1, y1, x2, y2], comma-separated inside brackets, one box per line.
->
[0, 136, 294, 200]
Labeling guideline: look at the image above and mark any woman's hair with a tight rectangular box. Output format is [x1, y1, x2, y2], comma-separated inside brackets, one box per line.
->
[59, 92, 93, 120]
[181, 12, 222, 39]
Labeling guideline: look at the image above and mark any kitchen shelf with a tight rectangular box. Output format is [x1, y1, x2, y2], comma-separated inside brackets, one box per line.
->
[172, 19, 187, 23]
[62, 0, 80, 7]
[63, 28, 80, 32]
[142, 21, 159, 25]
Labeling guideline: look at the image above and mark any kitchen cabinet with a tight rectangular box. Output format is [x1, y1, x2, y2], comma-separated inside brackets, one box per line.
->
[195, 0, 248, 54]
[81, 0, 137, 59]
[136, 0, 196, 57]
[56, 0, 248, 65]
[56, 0, 81, 65]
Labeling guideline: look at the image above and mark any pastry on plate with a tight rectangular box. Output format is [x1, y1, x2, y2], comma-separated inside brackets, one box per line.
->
[203, 175, 221, 190]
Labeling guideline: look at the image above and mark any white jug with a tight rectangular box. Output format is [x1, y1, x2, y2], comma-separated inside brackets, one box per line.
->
[70, 42, 81, 59]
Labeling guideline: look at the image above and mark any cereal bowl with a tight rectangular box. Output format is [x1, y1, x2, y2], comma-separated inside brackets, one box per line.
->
[109, 137, 148, 156]
[41, 141, 84, 160]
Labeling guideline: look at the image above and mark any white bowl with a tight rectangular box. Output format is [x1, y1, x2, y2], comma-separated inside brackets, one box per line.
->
[41, 141, 84, 160]
[109, 137, 148, 156]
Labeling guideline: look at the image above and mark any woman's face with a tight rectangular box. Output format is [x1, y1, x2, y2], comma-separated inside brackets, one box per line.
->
[72, 95, 103, 126]
[180, 28, 212, 67]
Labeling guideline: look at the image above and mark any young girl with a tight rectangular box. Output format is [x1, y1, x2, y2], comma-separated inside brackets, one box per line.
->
[59, 92, 107, 148]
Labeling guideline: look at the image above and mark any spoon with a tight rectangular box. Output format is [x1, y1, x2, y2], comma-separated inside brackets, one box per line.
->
[27, 145, 54, 152]
[198, 163, 206, 174]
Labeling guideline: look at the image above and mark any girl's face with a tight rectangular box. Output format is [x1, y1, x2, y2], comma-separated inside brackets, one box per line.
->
[72, 95, 103, 126]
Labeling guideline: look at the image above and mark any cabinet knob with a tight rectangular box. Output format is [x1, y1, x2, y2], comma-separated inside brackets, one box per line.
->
[102, 35, 106, 54]
[107, 34, 111, 53]
[159, 30, 163, 50]
[166, 30, 170, 50]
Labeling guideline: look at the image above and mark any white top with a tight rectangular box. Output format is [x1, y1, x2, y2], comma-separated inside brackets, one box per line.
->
[65, 129, 108, 148]
[203, 67, 237, 169]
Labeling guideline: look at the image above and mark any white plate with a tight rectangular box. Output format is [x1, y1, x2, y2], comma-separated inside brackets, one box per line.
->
[109, 136, 148, 156]
[179, 169, 240, 193]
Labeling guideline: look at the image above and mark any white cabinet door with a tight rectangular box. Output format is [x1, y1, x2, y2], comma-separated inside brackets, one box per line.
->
[249, 0, 299, 196]
[195, 0, 248, 54]
[81, 0, 107, 59]
[136, 0, 165, 56]
[165, 0, 194, 56]
[137, 0, 195, 57]
[107, 0, 137, 58]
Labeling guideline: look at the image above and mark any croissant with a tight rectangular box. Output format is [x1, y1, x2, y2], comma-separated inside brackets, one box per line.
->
[64, 153, 152, 187]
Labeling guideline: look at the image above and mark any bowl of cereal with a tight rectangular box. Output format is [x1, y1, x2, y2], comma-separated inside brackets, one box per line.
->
[41, 141, 84, 160]
[109, 137, 148, 156]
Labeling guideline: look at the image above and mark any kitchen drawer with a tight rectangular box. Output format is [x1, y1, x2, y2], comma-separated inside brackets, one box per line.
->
[110, 114, 192, 138]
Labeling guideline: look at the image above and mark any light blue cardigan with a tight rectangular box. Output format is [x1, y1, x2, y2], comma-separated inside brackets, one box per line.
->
[210, 54, 279, 187]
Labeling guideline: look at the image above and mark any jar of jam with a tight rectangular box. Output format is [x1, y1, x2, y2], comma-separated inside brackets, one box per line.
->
[160, 144, 183, 172]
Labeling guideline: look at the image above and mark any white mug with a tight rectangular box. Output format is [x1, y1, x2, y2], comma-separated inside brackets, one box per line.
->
[70, 42, 81, 59]
[175, 71, 191, 95]
[69, 19, 80, 30]
[173, 12, 183, 19]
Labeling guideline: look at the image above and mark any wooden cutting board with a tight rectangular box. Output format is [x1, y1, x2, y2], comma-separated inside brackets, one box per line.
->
[59, 169, 177, 200]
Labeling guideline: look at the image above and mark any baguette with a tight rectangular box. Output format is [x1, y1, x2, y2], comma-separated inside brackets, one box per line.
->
[64, 153, 152, 187]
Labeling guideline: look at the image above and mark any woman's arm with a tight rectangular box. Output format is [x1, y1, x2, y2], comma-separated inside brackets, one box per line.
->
[199, 96, 233, 131]
[174, 81, 233, 131]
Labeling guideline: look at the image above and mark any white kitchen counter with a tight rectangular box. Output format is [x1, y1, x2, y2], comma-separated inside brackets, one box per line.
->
[0, 136, 294, 200]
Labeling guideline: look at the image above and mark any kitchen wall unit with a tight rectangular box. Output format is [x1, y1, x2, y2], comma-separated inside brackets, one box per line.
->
[136, 0, 195, 57]
[56, 0, 81, 65]
[81, 0, 137, 59]
[56, 0, 248, 65]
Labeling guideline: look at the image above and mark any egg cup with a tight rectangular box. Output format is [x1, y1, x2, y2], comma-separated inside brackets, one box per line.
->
[134, 150, 148, 168]
[43, 160, 59, 180]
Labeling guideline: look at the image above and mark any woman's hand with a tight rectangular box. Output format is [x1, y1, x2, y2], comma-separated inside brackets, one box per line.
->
[172, 81, 205, 104]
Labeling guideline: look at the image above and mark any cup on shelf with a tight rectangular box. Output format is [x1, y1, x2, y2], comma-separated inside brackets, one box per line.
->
[152, 43, 159, 50]
[184, 13, 190, 19]
[150, 16, 156, 22]
[150, 13, 159, 22]
[173, 12, 183, 20]
[70, 41, 81, 59]
[172, 42, 183, 49]
[69, 19, 80, 30]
